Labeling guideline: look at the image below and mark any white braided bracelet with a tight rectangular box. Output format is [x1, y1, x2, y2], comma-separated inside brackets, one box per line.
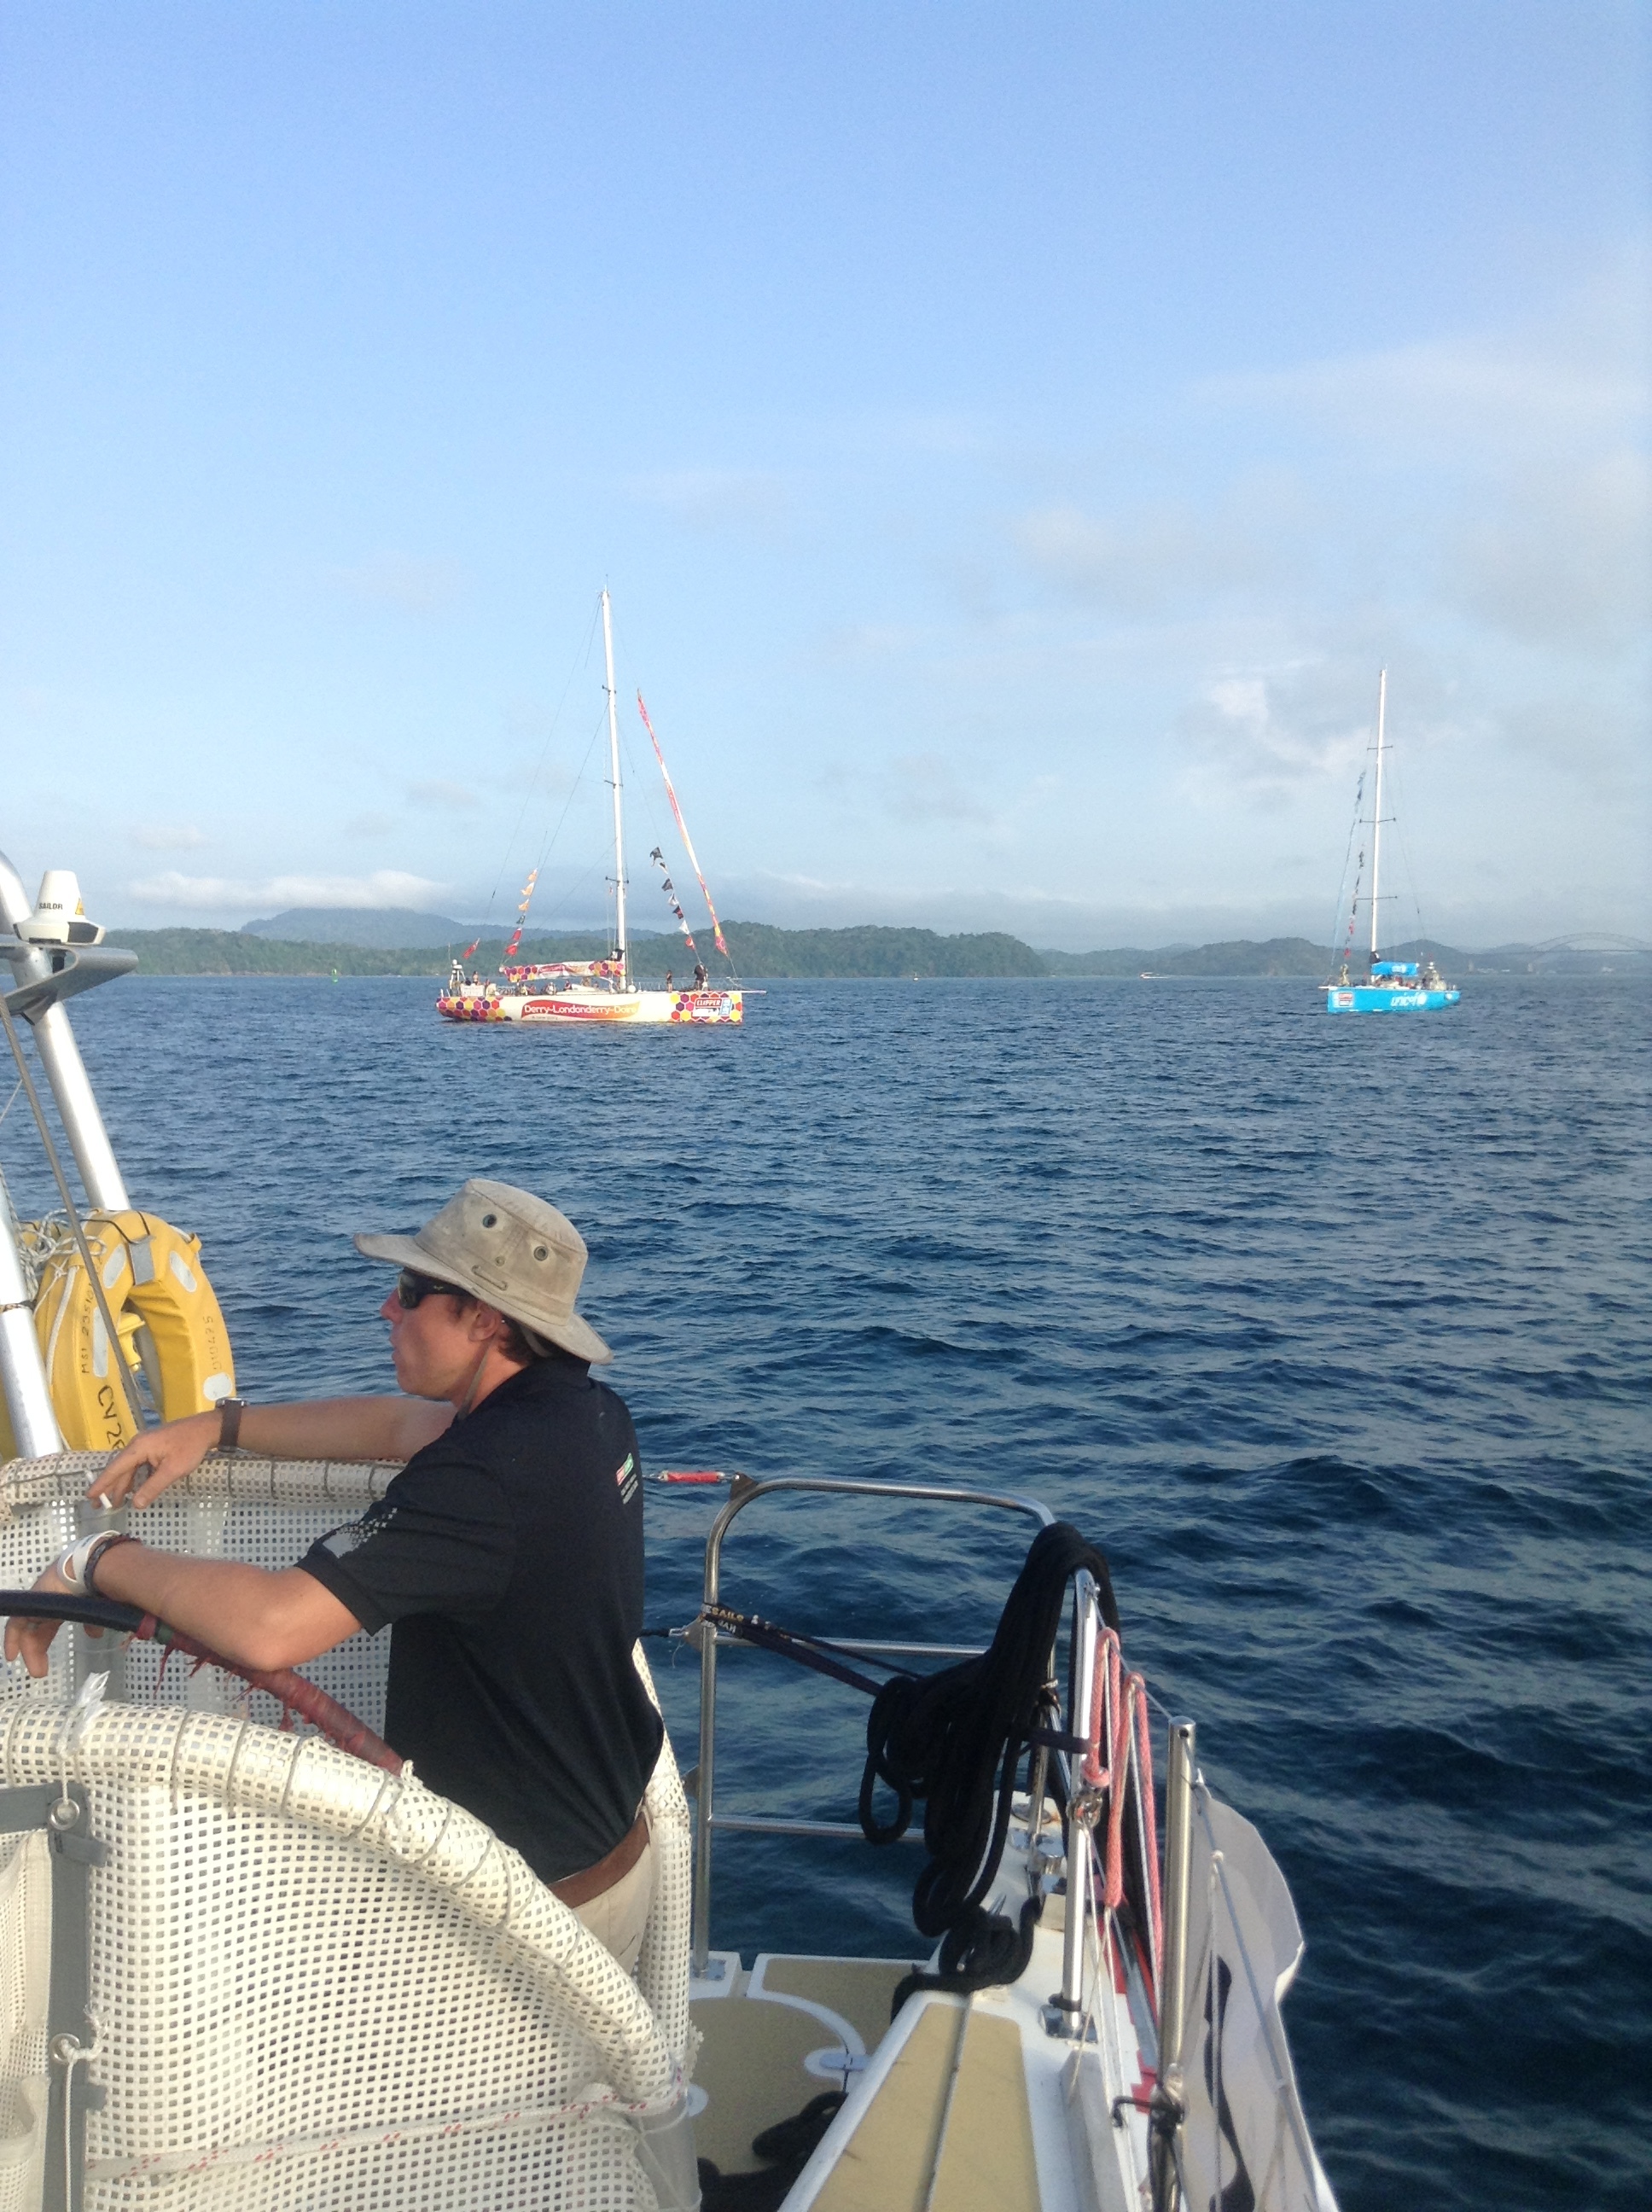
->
[53, 1534, 134, 1592]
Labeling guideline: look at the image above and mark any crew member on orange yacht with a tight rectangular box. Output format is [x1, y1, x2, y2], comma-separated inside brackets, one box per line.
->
[3, 1180, 662, 1969]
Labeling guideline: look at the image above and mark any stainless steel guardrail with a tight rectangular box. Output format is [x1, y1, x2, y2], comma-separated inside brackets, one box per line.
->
[690, 1475, 1056, 1977]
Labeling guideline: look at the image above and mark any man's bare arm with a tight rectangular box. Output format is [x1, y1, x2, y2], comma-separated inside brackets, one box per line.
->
[90, 1397, 454, 1511]
[3, 1545, 362, 1679]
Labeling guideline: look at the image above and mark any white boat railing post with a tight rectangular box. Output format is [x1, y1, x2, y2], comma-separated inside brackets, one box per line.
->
[691, 1485, 732, 1980]
[0, 849, 130, 1211]
[1055, 1570, 1098, 2034]
[1149, 1719, 1196, 2209]
[691, 1608, 718, 1978]
[0, 1180, 62, 1456]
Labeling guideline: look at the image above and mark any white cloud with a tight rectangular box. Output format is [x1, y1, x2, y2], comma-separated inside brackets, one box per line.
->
[625, 469, 792, 542]
[1495, 696, 1646, 788]
[1203, 256, 1649, 454]
[327, 553, 462, 614]
[816, 621, 924, 662]
[1445, 452, 1652, 649]
[130, 824, 206, 851]
[884, 751, 990, 825]
[1212, 340, 1642, 445]
[1015, 502, 1267, 615]
[407, 779, 478, 810]
[129, 869, 450, 912]
[1177, 661, 1382, 807]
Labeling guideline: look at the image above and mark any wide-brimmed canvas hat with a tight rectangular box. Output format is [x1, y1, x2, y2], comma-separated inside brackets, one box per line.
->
[354, 1179, 613, 1365]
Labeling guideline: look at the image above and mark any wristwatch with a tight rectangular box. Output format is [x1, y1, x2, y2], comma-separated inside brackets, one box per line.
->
[214, 1395, 247, 1452]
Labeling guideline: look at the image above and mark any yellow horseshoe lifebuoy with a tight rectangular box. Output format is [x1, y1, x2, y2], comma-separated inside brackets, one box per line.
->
[20, 1211, 236, 1453]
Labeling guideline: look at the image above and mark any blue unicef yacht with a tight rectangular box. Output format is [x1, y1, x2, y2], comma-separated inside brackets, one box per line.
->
[1324, 671, 1461, 1016]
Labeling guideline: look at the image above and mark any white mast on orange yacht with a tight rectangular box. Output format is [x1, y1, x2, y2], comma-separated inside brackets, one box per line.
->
[602, 587, 628, 979]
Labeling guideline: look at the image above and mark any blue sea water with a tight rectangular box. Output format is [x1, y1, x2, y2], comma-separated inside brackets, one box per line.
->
[3, 971, 1648, 2211]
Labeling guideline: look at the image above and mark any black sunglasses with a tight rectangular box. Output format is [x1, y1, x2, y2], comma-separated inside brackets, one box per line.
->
[395, 1268, 468, 1310]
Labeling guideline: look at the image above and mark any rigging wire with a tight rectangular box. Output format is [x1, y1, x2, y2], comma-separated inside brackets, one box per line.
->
[1324, 769, 1366, 977]
[615, 726, 682, 970]
[525, 859, 612, 943]
[619, 719, 738, 982]
[472, 601, 603, 942]
[1382, 738, 1433, 958]
[485, 711, 609, 961]
[517, 713, 608, 923]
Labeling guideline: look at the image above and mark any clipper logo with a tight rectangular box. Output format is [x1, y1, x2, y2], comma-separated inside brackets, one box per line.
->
[317, 1499, 395, 1557]
[615, 1452, 639, 1505]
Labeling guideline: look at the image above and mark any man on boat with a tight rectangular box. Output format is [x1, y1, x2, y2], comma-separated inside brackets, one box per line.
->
[3, 1180, 663, 1970]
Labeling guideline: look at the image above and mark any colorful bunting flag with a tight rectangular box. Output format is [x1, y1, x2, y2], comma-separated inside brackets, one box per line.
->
[637, 695, 730, 959]
[502, 868, 539, 962]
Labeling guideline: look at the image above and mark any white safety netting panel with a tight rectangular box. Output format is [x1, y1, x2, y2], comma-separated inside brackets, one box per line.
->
[0, 1829, 49, 2211]
[0, 1452, 401, 1728]
[0, 1454, 697, 2211]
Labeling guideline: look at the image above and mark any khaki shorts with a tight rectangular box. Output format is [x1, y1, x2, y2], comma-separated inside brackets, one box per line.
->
[573, 1832, 655, 1973]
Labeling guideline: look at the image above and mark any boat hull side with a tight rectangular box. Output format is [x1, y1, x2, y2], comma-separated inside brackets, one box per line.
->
[1323, 987, 1460, 1014]
[437, 989, 743, 1026]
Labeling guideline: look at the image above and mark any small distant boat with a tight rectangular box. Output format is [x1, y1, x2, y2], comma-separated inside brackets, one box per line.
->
[1323, 672, 1460, 1016]
[439, 592, 743, 1028]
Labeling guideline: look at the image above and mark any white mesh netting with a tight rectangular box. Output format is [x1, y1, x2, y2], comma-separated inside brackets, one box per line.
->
[0, 1829, 49, 2211]
[0, 1452, 695, 2212]
[0, 1452, 402, 1728]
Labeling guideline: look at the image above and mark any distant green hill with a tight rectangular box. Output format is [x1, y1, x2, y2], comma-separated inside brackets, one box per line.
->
[1039, 936, 1333, 977]
[105, 922, 1048, 978]
[713, 923, 1045, 978]
[112, 923, 1622, 981]
[240, 906, 480, 948]
[102, 928, 629, 976]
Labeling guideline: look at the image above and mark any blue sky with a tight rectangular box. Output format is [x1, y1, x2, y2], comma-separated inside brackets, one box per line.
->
[1, 3, 1647, 949]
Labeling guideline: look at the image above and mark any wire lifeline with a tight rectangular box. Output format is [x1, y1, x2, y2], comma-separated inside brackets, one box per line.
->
[696, 1604, 900, 1698]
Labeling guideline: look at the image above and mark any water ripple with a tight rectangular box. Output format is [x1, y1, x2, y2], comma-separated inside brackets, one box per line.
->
[4, 970, 1644, 2212]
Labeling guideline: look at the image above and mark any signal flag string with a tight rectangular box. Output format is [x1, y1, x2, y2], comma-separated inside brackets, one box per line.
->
[501, 868, 539, 963]
[637, 693, 730, 959]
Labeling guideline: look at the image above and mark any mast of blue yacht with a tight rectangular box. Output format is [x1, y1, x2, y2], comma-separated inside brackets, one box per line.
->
[602, 589, 629, 983]
[1370, 668, 1387, 972]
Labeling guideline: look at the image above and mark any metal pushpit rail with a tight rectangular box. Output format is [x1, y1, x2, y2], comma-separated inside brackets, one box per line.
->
[690, 1476, 1056, 1978]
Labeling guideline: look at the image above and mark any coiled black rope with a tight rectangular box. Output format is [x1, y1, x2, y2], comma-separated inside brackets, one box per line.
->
[858, 1522, 1119, 2013]
[686, 1525, 1122, 2017]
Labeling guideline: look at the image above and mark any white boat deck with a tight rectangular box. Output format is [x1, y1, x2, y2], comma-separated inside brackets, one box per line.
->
[688, 1831, 1154, 2212]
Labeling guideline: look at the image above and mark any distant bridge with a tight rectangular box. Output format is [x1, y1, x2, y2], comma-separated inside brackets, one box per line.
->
[1527, 933, 1651, 955]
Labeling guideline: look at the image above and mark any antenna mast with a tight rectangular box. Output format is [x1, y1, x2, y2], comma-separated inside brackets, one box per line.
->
[602, 589, 627, 971]
[1370, 668, 1387, 969]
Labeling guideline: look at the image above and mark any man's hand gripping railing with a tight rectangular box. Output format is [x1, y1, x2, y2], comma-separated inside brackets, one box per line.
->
[0, 1592, 403, 1773]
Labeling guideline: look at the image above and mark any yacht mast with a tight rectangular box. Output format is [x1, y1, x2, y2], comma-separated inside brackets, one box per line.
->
[602, 589, 628, 973]
[1370, 668, 1387, 969]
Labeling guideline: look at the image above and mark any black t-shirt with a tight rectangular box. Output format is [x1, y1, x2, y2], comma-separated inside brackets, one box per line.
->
[298, 1354, 664, 1885]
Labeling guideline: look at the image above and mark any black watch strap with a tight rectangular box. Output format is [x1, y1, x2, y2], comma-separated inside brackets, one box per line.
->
[215, 1395, 246, 1452]
[84, 1533, 138, 1596]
